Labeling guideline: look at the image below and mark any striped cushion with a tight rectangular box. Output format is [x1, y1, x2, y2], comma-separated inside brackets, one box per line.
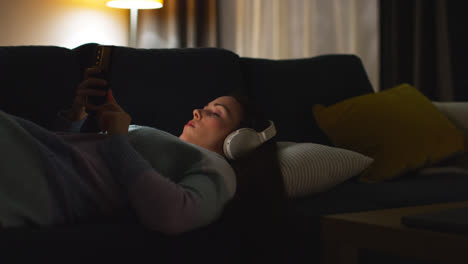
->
[277, 142, 373, 198]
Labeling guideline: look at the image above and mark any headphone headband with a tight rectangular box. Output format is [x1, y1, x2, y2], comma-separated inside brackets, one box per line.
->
[223, 120, 276, 160]
[259, 120, 276, 142]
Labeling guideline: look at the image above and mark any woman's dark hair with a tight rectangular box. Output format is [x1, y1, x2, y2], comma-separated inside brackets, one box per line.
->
[226, 89, 284, 199]
[220, 90, 288, 260]
[228, 89, 270, 132]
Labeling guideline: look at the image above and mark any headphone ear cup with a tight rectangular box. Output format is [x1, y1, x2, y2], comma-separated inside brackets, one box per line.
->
[223, 128, 263, 160]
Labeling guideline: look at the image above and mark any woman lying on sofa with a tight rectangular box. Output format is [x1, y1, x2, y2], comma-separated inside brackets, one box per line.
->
[0, 67, 277, 234]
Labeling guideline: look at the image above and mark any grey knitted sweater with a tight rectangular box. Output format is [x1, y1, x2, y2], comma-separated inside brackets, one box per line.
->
[0, 110, 236, 234]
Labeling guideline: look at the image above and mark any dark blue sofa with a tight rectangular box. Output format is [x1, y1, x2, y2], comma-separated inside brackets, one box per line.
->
[1, 43, 467, 263]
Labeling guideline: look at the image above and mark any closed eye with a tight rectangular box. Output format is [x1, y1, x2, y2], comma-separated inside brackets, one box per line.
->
[203, 103, 225, 118]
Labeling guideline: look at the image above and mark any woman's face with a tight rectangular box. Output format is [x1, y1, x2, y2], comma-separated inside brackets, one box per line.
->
[179, 96, 244, 156]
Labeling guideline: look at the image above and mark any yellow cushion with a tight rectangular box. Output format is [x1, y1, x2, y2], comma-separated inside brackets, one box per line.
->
[313, 83, 465, 183]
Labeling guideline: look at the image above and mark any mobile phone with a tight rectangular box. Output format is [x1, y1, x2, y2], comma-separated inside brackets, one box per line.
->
[88, 45, 113, 106]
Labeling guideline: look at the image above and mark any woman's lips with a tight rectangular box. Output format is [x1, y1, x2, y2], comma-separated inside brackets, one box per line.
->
[186, 121, 195, 127]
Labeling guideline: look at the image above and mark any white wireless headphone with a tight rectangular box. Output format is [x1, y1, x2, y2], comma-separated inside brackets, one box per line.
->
[223, 120, 277, 160]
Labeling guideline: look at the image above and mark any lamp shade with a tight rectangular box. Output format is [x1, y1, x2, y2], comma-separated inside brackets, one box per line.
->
[106, 0, 163, 9]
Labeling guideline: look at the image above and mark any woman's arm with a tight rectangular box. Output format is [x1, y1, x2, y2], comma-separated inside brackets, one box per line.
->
[94, 91, 232, 234]
[52, 109, 88, 132]
[97, 134, 228, 235]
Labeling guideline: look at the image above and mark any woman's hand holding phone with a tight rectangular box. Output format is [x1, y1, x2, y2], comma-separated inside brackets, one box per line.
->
[69, 66, 131, 135]
[86, 90, 132, 136]
[68, 67, 108, 121]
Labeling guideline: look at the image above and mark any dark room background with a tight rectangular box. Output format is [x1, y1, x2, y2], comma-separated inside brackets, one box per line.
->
[380, 0, 468, 101]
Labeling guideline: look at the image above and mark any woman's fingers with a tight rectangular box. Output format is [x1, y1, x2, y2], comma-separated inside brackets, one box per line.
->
[77, 78, 108, 90]
[107, 89, 115, 102]
[67, 67, 107, 122]
[77, 88, 107, 97]
[83, 66, 102, 79]
[85, 102, 120, 112]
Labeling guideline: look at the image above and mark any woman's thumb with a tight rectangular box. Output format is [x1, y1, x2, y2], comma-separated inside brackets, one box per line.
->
[107, 89, 115, 102]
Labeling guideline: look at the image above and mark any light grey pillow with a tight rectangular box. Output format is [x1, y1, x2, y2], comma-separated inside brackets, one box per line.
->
[433, 102, 468, 148]
[277, 142, 373, 198]
[420, 102, 468, 174]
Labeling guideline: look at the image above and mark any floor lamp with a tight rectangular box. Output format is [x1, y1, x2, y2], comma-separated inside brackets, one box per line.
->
[106, 0, 164, 47]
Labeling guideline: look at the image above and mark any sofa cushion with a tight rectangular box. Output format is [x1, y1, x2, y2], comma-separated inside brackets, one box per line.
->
[277, 141, 373, 198]
[240, 54, 374, 144]
[283, 170, 468, 263]
[285, 170, 468, 232]
[313, 83, 465, 182]
[0, 46, 80, 129]
[287, 170, 468, 227]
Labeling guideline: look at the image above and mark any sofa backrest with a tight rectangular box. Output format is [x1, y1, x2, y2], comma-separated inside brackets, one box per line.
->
[0, 44, 374, 145]
[240, 55, 374, 145]
[73, 43, 243, 136]
[0, 46, 80, 129]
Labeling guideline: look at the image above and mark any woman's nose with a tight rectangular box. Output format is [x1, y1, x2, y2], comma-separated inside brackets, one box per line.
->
[193, 109, 202, 120]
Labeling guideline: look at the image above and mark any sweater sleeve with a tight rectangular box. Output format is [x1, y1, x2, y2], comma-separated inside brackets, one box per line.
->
[97, 134, 229, 235]
[52, 109, 87, 132]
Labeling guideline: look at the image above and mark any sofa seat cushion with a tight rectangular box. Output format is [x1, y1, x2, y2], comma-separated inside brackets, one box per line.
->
[278, 171, 468, 263]
[286, 171, 468, 237]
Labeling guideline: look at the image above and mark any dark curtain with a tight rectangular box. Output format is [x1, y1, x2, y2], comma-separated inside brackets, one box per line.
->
[138, 0, 218, 48]
[380, 0, 468, 101]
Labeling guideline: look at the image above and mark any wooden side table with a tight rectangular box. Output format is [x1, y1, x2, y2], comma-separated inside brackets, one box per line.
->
[321, 201, 468, 264]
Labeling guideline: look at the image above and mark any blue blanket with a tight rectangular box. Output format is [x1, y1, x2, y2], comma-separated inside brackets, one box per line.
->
[0, 110, 54, 227]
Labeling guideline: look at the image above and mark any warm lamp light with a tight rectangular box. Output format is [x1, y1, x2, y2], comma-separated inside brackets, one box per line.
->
[106, 0, 163, 9]
[106, 0, 163, 47]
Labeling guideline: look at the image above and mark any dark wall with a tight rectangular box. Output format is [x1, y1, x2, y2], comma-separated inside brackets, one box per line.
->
[447, 1, 468, 101]
[379, 0, 468, 101]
